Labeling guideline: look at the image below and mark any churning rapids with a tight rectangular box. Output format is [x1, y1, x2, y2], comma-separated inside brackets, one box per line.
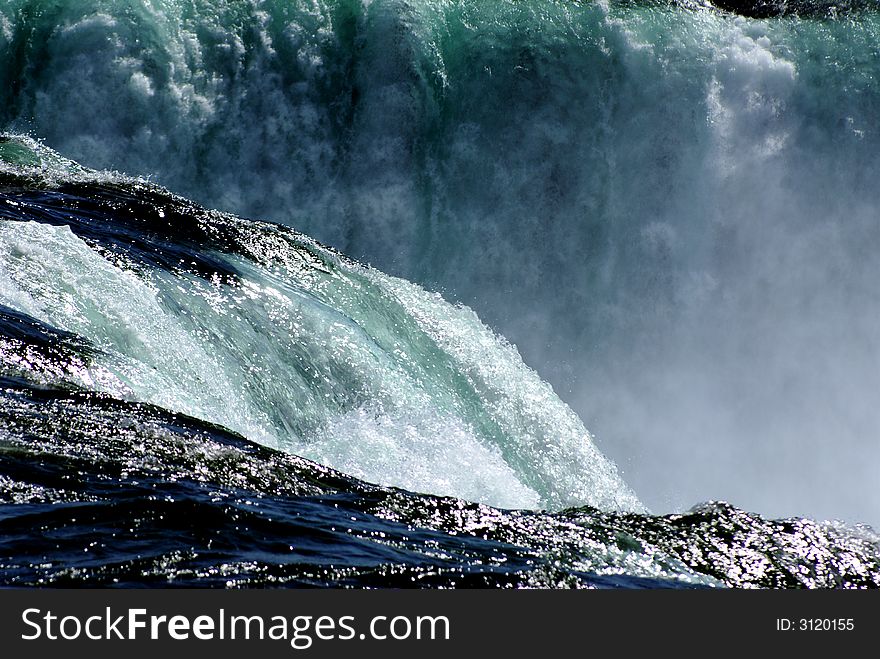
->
[2, 0, 880, 587]
[0, 135, 878, 588]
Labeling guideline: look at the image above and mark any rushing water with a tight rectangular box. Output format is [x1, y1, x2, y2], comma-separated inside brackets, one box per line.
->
[1, 0, 879, 587]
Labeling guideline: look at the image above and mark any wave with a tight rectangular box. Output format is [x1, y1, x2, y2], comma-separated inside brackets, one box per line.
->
[0, 134, 643, 513]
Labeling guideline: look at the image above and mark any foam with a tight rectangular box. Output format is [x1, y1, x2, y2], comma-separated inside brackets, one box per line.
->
[0, 206, 641, 512]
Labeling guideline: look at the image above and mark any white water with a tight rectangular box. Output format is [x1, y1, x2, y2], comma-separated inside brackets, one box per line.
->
[0, 209, 642, 513]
